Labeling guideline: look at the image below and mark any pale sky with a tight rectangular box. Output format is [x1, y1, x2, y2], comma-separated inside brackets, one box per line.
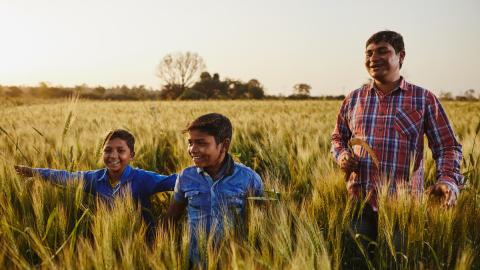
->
[0, 0, 479, 96]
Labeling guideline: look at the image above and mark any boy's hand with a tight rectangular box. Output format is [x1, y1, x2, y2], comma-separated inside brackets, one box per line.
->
[14, 165, 34, 177]
[339, 152, 359, 174]
[428, 182, 457, 207]
[161, 200, 187, 230]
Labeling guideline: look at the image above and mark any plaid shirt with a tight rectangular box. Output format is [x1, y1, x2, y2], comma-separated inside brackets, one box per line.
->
[331, 78, 463, 209]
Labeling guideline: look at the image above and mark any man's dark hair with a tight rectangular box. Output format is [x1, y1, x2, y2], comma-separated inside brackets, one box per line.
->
[185, 113, 232, 144]
[366, 30, 405, 53]
[103, 129, 135, 153]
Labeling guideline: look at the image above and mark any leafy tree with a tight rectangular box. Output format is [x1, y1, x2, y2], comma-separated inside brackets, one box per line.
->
[464, 89, 477, 101]
[200, 71, 212, 81]
[93, 86, 106, 97]
[156, 52, 206, 92]
[226, 80, 247, 99]
[439, 91, 454, 101]
[293, 83, 311, 96]
[3, 86, 23, 97]
[191, 72, 228, 99]
[179, 89, 207, 100]
[159, 84, 184, 100]
[246, 79, 264, 99]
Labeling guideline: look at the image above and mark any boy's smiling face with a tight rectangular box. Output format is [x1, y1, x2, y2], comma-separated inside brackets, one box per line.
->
[103, 138, 133, 175]
[188, 129, 227, 172]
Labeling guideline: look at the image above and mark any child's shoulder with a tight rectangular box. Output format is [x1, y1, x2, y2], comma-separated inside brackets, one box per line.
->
[180, 165, 197, 173]
[85, 168, 107, 176]
[129, 167, 169, 181]
[78, 168, 107, 181]
[131, 167, 153, 176]
[233, 162, 260, 178]
[178, 166, 200, 179]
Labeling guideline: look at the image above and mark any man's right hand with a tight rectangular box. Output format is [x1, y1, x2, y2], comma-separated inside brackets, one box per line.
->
[339, 152, 359, 173]
[14, 165, 34, 177]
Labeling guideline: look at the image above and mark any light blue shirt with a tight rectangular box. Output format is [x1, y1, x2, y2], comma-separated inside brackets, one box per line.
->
[173, 154, 263, 260]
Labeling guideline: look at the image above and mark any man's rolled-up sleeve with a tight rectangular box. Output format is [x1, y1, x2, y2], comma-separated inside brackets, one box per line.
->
[424, 94, 464, 195]
[331, 98, 353, 164]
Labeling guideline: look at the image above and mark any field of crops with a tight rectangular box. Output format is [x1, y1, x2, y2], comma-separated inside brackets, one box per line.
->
[0, 99, 479, 269]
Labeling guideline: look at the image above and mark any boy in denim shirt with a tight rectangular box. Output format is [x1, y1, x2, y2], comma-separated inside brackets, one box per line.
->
[165, 113, 263, 264]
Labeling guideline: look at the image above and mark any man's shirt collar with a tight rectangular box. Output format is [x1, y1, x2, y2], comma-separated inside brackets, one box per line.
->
[366, 76, 408, 94]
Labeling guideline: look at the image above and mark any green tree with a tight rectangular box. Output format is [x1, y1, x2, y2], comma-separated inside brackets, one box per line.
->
[179, 89, 207, 100]
[293, 83, 311, 96]
[464, 89, 477, 101]
[439, 91, 454, 101]
[191, 72, 228, 99]
[159, 84, 184, 100]
[3, 86, 23, 97]
[93, 86, 106, 97]
[246, 79, 265, 99]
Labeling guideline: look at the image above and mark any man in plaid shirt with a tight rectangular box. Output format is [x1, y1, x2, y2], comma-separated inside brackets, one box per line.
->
[331, 30, 464, 265]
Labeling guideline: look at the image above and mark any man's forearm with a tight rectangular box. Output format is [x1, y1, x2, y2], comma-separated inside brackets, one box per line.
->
[434, 144, 464, 194]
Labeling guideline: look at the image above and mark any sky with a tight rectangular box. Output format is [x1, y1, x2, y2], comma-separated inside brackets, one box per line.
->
[0, 0, 479, 96]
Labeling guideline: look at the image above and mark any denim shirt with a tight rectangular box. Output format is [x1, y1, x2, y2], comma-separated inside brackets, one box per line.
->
[173, 155, 264, 259]
[33, 165, 177, 227]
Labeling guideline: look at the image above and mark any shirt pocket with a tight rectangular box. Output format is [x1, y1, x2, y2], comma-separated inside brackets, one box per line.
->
[221, 191, 247, 224]
[394, 109, 423, 139]
[185, 190, 210, 210]
[219, 191, 246, 211]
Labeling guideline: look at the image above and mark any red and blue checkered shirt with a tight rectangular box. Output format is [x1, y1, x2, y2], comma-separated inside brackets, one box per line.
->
[331, 78, 463, 209]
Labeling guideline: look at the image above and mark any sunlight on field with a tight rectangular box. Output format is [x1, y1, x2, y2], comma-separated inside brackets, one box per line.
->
[0, 100, 479, 269]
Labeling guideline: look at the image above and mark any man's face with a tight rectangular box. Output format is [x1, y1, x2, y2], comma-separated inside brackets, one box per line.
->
[365, 41, 405, 83]
[103, 138, 133, 175]
[187, 130, 226, 169]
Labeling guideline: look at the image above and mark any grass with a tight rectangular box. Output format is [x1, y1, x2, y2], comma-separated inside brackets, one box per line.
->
[0, 99, 479, 269]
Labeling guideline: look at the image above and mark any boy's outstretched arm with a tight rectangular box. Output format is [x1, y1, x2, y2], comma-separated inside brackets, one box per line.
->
[14, 165, 35, 177]
[141, 170, 177, 194]
[13, 165, 89, 189]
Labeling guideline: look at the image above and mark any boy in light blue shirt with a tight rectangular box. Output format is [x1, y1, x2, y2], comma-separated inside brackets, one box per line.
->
[164, 113, 263, 264]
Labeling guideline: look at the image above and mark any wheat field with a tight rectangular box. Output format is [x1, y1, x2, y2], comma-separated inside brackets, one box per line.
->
[0, 99, 479, 269]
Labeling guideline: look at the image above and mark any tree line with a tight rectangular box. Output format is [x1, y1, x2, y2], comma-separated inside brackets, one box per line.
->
[2, 51, 475, 101]
[0, 82, 348, 101]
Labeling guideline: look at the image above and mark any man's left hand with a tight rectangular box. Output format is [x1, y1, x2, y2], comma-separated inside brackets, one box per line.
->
[428, 182, 457, 207]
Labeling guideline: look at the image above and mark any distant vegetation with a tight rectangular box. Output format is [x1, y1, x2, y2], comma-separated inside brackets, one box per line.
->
[0, 80, 348, 101]
[1, 81, 477, 102]
[1, 51, 478, 101]
[0, 51, 345, 101]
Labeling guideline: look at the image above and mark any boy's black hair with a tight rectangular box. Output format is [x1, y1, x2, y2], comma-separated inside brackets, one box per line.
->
[366, 30, 405, 53]
[103, 129, 135, 153]
[185, 113, 232, 144]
